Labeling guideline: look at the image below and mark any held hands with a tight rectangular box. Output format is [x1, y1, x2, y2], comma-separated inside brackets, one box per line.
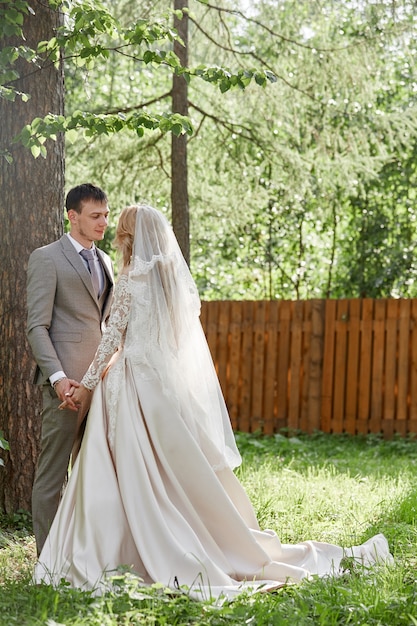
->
[58, 382, 92, 414]
[55, 378, 80, 409]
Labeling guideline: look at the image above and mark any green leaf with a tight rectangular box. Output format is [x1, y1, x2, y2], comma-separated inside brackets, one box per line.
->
[143, 50, 155, 64]
[30, 145, 41, 158]
[0, 432, 9, 451]
[37, 40, 49, 54]
[0, 86, 16, 101]
[171, 123, 183, 136]
[18, 125, 32, 146]
[4, 21, 20, 36]
[80, 46, 93, 58]
[30, 117, 42, 132]
[254, 72, 266, 86]
[6, 8, 24, 26]
[66, 128, 78, 144]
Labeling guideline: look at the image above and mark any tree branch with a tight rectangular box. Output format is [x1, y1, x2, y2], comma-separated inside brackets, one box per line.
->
[188, 15, 317, 100]
[198, 1, 410, 52]
[92, 92, 172, 115]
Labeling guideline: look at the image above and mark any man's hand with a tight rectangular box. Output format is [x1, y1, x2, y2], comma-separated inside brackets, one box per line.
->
[59, 383, 92, 416]
[55, 378, 80, 411]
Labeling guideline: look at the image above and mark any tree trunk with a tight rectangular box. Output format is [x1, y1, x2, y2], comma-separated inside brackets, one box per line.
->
[171, 0, 190, 265]
[0, 1, 65, 513]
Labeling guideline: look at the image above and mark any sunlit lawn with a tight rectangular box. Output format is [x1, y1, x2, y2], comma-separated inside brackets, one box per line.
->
[1, 431, 416, 625]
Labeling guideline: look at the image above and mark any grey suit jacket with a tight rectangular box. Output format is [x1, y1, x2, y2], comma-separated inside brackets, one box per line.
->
[27, 235, 114, 385]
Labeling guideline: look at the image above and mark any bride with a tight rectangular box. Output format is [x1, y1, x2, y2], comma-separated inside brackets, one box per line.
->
[34, 204, 392, 599]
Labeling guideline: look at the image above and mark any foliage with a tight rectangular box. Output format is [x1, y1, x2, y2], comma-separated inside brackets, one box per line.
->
[3, 0, 417, 299]
[62, 0, 417, 300]
[1, 432, 417, 624]
[0, 0, 275, 162]
[0, 0, 34, 109]
[0, 431, 9, 468]
[185, 0, 417, 300]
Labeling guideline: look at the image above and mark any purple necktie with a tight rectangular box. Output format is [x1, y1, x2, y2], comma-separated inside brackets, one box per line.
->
[80, 248, 101, 297]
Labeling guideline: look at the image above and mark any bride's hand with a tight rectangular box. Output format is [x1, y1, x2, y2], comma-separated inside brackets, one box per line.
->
[59, 384, 92, 413]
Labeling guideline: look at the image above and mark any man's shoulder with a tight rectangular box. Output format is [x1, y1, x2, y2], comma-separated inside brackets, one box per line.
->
[30, 236, 65, 257]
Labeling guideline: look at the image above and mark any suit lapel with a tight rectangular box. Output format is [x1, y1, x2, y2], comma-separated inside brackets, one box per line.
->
[59, 235, 114, 314]
[96, 247, 114, 287]
[59, 235, 98, 302]
[96, 248, 114, 321]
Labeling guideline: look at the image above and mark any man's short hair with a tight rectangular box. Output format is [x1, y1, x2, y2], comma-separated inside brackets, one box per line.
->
[65, 184, 107, 214]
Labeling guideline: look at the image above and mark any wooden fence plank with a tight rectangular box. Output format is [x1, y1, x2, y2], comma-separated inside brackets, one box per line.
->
[321, 299, 337, 433]
[369, 299, 386, 433]
[251, 301, 267, 432]
[227, 301, 242, 430]
[410, 300, 417, 433]
[263, 302, 278, 435]
[288, 300, 303, 431]
[345, 299, 361, 435]
[238, 302, 254, 432]
[383, 299, 398, 438]
[276, 301, 291, 429]
[300, 301, 312, 433]
[397, 299, 410, 435]
[357, 299, 374, 434]
[307, 299, 324, 433]
[333, 299, 349, 433]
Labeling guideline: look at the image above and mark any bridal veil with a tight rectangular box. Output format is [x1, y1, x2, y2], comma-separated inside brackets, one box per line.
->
[125, 204, 242, 471]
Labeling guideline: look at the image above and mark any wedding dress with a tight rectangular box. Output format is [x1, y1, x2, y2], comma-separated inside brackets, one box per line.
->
[34, 205, 392, 600]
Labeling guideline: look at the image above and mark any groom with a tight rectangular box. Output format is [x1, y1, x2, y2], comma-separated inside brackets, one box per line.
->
[27, 183, 114, 555]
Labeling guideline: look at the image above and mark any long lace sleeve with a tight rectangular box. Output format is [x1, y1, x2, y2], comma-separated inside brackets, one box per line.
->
[81, 273, 131, 390]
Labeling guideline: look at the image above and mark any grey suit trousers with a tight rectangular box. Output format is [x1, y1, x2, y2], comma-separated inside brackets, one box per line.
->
[32, 385, 84, 555]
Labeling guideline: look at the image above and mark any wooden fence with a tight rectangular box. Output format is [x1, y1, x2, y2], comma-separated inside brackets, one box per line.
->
[200, 298, 417, 437]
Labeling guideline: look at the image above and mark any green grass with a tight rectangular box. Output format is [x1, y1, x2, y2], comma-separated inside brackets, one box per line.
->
[1, 431, 417, 625]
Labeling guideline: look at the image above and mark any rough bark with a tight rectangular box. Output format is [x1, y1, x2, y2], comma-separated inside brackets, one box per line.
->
[0, 1, 65, 513]
[171, 0, 190, 265]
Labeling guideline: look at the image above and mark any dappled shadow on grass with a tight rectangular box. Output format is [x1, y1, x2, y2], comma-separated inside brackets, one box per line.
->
[0, 576, 279, 626]
[0, 509, 33, 547]
[235, 430, 417, 561]
[0, 509, 35, 586]
[364, 484, 417, 565]
[1, 566, 415, 626]
[260, 564, 417, 626]
[0, 537, 36, 585]
[235, 430, 417, 479]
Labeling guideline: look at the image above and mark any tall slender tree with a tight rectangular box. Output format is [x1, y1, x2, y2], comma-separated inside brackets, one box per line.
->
[172, 0, 189, 263]
[0, 0, 65, 511]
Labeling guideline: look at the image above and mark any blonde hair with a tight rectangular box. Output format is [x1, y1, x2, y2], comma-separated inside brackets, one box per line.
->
[114, 205, 138, 267]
